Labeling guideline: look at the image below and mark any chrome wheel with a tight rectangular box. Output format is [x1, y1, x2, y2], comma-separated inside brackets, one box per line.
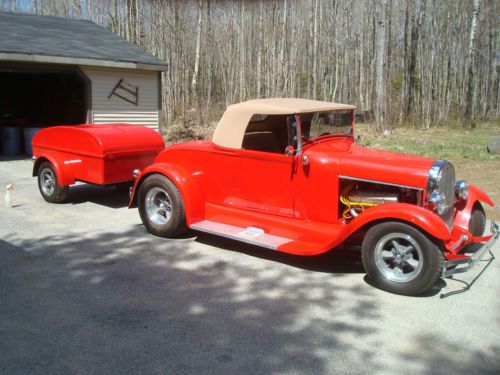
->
[40, 168, 56, 196]
[145, 187, 173, 225]
[138, 174, 187, 237]
[374, 233, 423, 283]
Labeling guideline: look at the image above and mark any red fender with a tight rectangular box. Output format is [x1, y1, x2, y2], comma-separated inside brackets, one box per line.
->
[129, 162, 206, 225]
[341, 203, 451, 242]
[454, 184, 495, 231]
[33, 151, 75, 186]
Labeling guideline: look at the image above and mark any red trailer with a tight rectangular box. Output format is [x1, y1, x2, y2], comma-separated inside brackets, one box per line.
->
[32, 124, 164, 202]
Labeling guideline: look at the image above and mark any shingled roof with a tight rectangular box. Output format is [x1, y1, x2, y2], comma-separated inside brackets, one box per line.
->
[0, 12, 167, 70]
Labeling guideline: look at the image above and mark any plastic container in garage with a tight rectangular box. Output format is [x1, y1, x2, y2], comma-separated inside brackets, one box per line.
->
[1, 126, 21, 156]
[32, 124, 165, 185]
[23, 127, 42, 156]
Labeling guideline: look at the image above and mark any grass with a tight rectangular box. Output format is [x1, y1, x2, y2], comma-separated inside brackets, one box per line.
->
[357, 121, 500, 162]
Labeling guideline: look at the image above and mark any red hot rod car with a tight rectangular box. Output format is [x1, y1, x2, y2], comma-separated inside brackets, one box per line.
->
[129, 98, 498, 296]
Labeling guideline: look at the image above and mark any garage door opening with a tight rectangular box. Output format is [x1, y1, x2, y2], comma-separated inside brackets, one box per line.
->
[0, 67, 89, 156]
[1, 70, 88, 127]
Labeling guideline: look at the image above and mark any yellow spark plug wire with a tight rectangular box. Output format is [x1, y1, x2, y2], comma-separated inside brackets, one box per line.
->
[340, 195, 378, 220]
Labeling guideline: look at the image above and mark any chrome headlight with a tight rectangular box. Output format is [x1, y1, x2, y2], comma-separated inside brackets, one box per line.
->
[454, 180, 468, 201]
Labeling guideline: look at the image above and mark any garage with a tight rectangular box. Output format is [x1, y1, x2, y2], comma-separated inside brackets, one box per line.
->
[0, 12, 167, 157]
[1, 66, 89, 126]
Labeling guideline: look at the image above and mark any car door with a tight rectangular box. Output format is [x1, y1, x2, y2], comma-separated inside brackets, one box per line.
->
[238, 148, 296, 217]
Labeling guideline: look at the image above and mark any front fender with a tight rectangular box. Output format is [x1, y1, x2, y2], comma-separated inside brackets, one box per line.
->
[344, 203, 451, 241]
[454, 184, 495, 231]
[129, 162, 205, 225]
[33, 151, 75, 186]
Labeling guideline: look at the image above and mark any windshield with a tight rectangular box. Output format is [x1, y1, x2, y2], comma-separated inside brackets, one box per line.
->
[300, 110, 353, 140]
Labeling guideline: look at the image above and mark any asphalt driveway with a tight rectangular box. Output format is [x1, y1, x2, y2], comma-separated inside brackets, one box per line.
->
[1, 159, 499, 374]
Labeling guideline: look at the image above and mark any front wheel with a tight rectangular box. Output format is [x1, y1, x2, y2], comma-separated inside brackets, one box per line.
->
[138, 174, 187, 237]
[361, 222, 444, 296]
[469, 203, 486, 237]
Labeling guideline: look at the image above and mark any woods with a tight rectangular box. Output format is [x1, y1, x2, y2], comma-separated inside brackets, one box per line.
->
[1, 0, 499, 134]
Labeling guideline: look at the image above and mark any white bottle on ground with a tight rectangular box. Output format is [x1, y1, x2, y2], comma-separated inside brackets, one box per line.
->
[5, 184, 13, 208]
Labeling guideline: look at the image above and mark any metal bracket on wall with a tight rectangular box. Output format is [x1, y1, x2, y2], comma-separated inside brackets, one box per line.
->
[108, 78, 139, 106]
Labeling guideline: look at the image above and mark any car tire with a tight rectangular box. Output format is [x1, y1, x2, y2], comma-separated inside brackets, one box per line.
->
[37, 162, 69, 203]
[138, 174, 187, 237]
[361, 222, 444, 296]
[469, 203, 486, 237]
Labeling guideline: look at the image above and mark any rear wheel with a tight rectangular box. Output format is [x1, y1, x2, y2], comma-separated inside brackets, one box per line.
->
[469, 203, 486, 237]
[138, 174, 187, 237]
[37, 162, 69, 203]
[362, 222, 444, 296]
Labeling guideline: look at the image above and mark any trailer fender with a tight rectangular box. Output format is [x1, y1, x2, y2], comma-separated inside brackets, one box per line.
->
[33, 152, 76, 187]
[129, 162, 205, 225]
[454, 184, 495, 231]
[344, 203, 451, 241]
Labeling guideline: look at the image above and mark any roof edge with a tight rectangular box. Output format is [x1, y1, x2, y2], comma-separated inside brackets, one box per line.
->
[0, 52, 167, 71]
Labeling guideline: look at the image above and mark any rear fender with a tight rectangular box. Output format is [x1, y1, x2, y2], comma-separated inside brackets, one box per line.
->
[344, 203, 451, 241]
[32, 152, 75, 186]
[454, 184, 495, 231]
[129, 162, 205, 225]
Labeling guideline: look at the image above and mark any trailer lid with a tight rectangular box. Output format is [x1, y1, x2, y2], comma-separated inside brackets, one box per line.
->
[32, 124, 165, 158]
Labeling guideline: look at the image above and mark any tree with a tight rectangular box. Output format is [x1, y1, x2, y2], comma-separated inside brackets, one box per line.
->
[374, 0, 388, 134]
[462, 0, 480, 126]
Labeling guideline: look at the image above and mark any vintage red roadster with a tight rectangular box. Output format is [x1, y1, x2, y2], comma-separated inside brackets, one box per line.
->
[128, 98, 498, 296]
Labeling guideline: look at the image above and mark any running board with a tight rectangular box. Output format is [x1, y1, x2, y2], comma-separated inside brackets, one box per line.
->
[190, 220, 292, 250]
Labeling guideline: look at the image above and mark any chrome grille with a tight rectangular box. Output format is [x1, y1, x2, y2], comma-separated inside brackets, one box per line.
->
[426, 160, 455, 228]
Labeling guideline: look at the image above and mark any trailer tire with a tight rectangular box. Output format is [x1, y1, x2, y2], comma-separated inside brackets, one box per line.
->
[362, 222, 444, 296]
[138, 174, 187, 237]
[37, 162, 69, 203]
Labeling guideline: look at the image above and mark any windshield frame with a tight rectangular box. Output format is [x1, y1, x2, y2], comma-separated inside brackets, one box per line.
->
[298, 109, 354, 144]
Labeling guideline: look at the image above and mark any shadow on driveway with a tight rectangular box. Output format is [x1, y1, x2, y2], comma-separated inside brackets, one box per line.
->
[63, 184, 130, 209]
[194, 231, 365, 274]
[0, 230, 380, 374]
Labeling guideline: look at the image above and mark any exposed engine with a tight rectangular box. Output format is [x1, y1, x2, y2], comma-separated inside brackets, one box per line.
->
[339, 180, 420, 222]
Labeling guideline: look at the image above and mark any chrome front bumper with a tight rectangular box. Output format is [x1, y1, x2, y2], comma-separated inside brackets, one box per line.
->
[443, 221, 499, 277]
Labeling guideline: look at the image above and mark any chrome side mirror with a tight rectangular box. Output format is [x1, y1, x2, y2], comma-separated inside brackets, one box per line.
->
[285, 145, 295, 156]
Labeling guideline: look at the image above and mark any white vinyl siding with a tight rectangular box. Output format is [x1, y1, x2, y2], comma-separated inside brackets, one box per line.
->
[81, 66, 159, 130]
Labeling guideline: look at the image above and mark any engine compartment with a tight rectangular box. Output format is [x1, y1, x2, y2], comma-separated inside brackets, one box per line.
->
[339, 179, 422, 222]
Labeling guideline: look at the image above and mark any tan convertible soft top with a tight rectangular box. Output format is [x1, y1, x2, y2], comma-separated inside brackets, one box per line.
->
[212, 98, 356, 149]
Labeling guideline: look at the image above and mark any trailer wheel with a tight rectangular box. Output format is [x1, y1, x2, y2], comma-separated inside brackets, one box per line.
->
[37, 162, 69, 203]
[361, 222, 444, 296]
[469, 203, 486, 237]
[138, 174, 187, 237]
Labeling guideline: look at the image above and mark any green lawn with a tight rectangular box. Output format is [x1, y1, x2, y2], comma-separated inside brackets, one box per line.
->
[357, 121, 500, 162]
